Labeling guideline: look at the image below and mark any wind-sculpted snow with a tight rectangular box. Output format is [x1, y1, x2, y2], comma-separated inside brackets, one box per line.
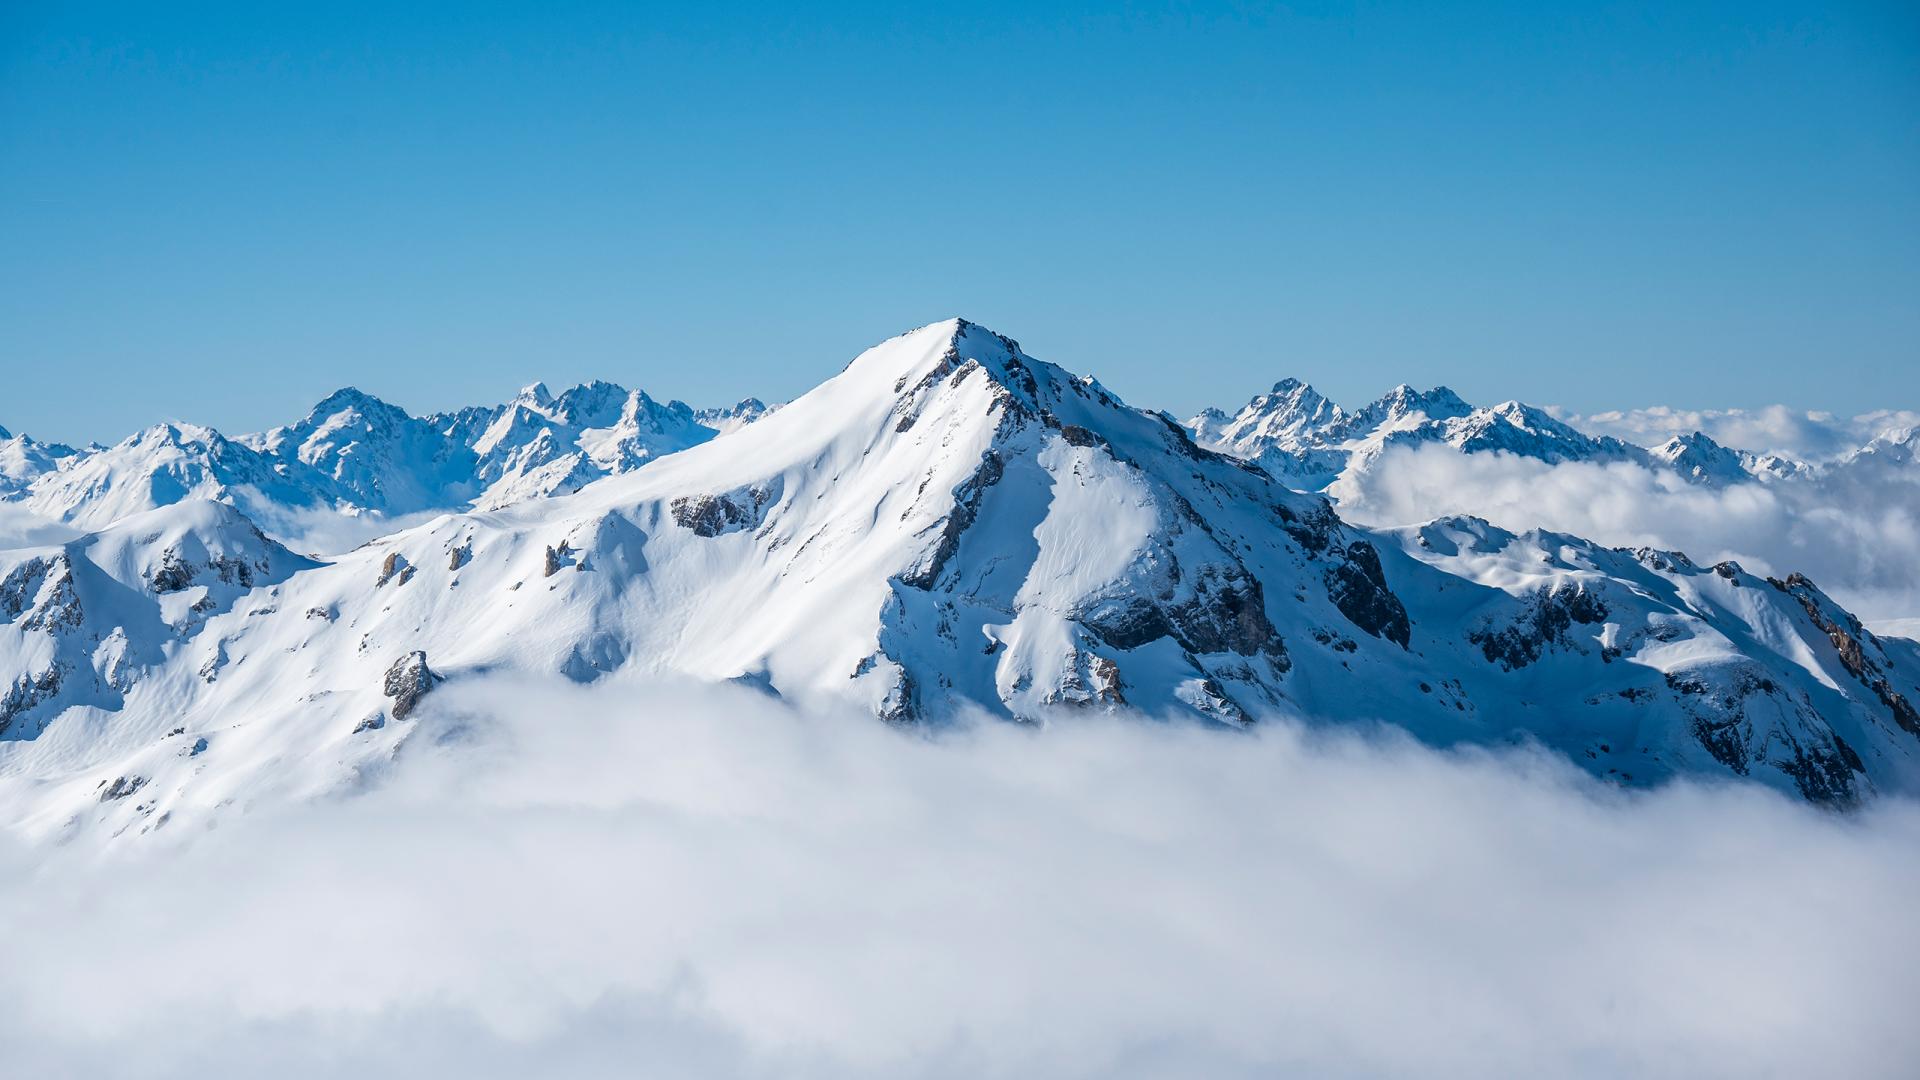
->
[0, 674, 1914, 1079]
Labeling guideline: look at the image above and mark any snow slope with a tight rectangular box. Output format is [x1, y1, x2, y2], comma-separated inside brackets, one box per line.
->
[3, 319, 1918, 843]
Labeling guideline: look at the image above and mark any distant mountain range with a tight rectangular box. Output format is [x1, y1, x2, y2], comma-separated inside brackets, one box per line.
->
[0, 385, 771, 536]
[3, 321, 1917, 839]
[1186, 378, 1826, 490]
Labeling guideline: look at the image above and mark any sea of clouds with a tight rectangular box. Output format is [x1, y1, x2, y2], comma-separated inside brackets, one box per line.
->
[1332, 442, 1920, 633]
[1554, 405, 1920, 464]
[1, 675, 1915, 1079]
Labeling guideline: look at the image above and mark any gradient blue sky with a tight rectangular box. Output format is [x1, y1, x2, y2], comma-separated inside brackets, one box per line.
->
[3, 1, 1916, 445]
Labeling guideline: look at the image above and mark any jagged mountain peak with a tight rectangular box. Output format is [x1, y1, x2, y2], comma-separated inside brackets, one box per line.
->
[546, 380, 635, 424]
[0, 425, 82, 499]
[305, 385, 405, 418]
[1359, 383, 1474, 426]
[1650, 430, 1748, 484]
[1186, 375, 1345, 462]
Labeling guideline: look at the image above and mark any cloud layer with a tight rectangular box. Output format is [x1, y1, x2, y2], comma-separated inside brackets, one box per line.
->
[1, 675, 1915, 1078]
[1333, 443, 1920, 627]
[1555, 404, 1920, 461]
[0, 504, 81, 550]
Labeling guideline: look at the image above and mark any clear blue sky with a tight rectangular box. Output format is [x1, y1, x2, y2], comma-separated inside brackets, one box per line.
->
[3, 1, 1916, 445]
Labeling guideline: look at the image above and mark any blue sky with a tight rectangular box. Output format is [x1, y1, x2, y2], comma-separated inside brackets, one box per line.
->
[3, 1, 1915, 445]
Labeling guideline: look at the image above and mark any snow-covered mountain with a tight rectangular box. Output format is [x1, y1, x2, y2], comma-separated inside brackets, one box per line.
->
[1189, 379, 1659, 489]
[431, 380, 726, 508]
[1185, 380, 1823, 490]
[244, 387, 481, 514]
[1637, 430, 1805, 485]
[0, 425, 81, 499]
[1, 382, 770, 542]
[3, 319, 1917, 842]
[19, 422, 336, 530]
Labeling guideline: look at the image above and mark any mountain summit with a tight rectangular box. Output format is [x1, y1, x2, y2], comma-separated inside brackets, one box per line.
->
[3, 319, 1917, 839]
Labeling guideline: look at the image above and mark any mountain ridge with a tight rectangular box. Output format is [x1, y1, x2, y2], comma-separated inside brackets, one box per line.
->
[1, 381, 774, 541]
[3, 318, 1917, 840]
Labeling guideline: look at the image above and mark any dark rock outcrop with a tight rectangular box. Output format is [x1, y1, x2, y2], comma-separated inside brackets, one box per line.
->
[0, 665, 64, 738]
[1471, 582, 1608, 670]
[899, 449, 1004, 590]
[1325, 541, 1411, 648]
[669, 484, 779, 539]
[382, 650, 441, 720]
[1772, 573, 1920, 738]
[375, 551, 414, 587]
[98, 775, 147, 803]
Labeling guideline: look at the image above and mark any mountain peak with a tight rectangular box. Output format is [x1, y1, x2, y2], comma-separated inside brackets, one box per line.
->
[310, 386, 388, 413]
[1372, 384, 1472, 420]
[1651, 430, 1750, 485]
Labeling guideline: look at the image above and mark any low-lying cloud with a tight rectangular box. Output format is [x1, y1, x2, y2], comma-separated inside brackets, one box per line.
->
[248, 502, 455, 558]
[0, 504, 81, 550]
[1333, 443, 1920, 629]
[1554, 404, 1920, 462]
[1, 675, 1914, 1078]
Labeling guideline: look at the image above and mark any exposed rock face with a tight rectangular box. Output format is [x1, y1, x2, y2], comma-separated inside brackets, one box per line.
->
[149, 549, 195, 593]
[1167, 566, 1285, 658]
[375, 551, 414, 587]
[98, 775, 147, 802]
[2, 555, 85, 634]
[1470, 583, 1610, 670]
[1044, 651, 1128, 709]
[900, 449, 1005, 589]
[1324, 540, 1411, 648]
[668, 482, 780, 539]
[148, 546, 262, 593]
[382, 650, 441, 720]
[0, 666, 65, 738]
[876, 665, 916, 725]
[1664, 663, 1866, 806]
[2, 557, 66, 623]
[1772, 573, 1920, 738]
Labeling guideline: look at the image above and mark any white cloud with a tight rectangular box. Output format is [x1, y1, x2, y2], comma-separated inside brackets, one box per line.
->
[1553, 404, 1920, 461]
[248, 503, 454, 558]
[1332, 443, 1920, 627]
[0, 674, 1914, 1078]
[0, 504, 82, 551]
